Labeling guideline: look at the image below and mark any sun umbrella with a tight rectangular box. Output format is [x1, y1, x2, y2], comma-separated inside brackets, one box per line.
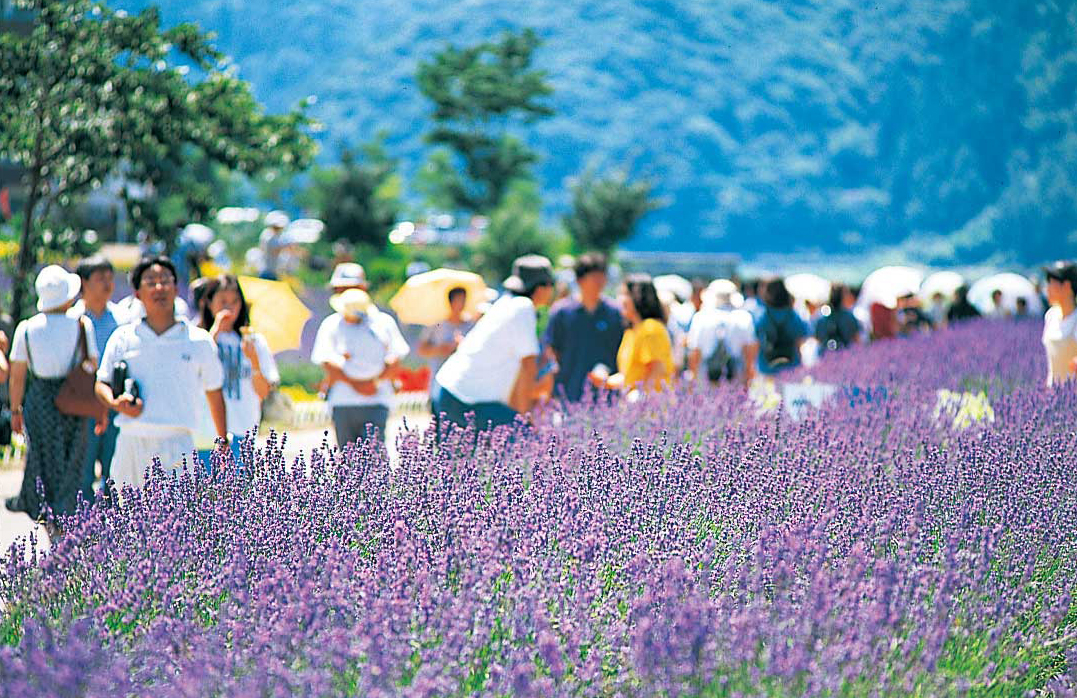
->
[919, 271, 966, 301]
[653, 274, 693, 303]
[237, 275, 312, 353]
[857, 266, 925, 309]
[968, 273, 1044, 316]
[180, 223, 215, 250]
[784, 273, 831, 305]
[281, 218, 324, 244]
[389, 268, 488, 326]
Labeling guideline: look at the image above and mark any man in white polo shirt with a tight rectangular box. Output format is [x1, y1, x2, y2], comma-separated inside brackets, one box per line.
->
[95, 257, 228, 488]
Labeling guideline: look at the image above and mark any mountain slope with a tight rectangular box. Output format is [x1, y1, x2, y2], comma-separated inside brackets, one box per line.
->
[118, 0, 1077, 263]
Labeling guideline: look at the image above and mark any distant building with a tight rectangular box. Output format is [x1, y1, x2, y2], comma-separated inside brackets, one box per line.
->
[618, 251, 740, 280]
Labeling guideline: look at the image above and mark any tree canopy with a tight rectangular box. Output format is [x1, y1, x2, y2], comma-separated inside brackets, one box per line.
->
[563, 172, 660, 254]
[301, 139, 403, 250]
[416, 28, 553, 214]
[0, 0, 314, 320]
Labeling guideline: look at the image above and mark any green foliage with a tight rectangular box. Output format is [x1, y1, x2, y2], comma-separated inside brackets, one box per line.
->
[474, 179, 562, 282]
[275, 361, 324, 390]
[416, 28, 554, 213]
[563, 171, 661, 253]
[300, 138, 402, 249]
[0, 0, 315, 321]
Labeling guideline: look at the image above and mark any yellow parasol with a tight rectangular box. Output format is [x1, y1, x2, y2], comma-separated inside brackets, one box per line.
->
[237, 275, 312, 353]
[389, 268, 487, 326]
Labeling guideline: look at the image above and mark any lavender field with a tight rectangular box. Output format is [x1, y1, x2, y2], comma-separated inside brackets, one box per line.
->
[2, 320, 1075, 697]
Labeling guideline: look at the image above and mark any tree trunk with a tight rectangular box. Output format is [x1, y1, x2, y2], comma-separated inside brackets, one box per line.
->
[10, 171, 40, 325]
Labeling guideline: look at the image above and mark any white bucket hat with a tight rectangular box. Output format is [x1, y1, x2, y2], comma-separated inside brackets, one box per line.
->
[35, 264, 82, 312]
[330, 288, 377, 320]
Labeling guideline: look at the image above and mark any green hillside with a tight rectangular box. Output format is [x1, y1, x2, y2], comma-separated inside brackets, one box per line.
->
[118, 0, 1077, 263]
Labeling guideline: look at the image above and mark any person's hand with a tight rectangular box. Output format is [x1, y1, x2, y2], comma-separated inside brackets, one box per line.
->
[94, 418, 108, 436]
[240, 335, 259, 365]
[349, 378, 379, 396]
[0, 330, 8, 354]
[113, 394, 144, 418]
[211, 308, 237, 335]
[11, 411, 22, 434]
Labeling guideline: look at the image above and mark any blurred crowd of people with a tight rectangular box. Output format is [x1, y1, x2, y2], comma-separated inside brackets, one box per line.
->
[2, 231, 1076, 532]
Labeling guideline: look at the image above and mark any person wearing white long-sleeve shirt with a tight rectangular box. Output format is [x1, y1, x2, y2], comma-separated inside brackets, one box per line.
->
[311, 288, 409, 445]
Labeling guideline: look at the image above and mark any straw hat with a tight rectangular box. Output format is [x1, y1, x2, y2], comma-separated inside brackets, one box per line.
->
[35, 265, 81, 312]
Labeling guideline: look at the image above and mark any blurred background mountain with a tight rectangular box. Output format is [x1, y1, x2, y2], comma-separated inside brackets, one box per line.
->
[116, 0, 1077, 265]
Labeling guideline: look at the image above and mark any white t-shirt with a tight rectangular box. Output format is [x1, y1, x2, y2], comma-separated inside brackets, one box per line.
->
[96, 319, 224, 436]
[311, 310, 410, 408]
[435, 295, 540, 405]
[687, 307, 757, 361]
[1043, 306, 1077, 386]
[115, 294, 190, 321]
[11, 313, 98, 379]
[196, 331, 280, 444]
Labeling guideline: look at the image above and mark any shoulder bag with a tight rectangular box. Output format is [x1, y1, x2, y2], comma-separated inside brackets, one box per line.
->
[55, 318, 107, 422]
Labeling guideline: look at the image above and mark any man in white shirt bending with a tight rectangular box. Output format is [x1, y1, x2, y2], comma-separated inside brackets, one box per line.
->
[95, 257, 228, 489]
[311, 287, 410, 446]
[433, 255, 556, 432]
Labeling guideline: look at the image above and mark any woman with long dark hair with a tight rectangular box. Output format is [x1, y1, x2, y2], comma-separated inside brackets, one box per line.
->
[196, 275, 279, 463]
[591, 273, 674, 394]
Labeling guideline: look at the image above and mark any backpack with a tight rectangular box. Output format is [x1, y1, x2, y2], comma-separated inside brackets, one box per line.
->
[759, 309, 798, 368]
[819, 312, 850, 352]
[705, 326, 736, 382]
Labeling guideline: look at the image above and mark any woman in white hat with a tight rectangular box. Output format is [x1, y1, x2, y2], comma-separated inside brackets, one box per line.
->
[5, 265, 99, 523]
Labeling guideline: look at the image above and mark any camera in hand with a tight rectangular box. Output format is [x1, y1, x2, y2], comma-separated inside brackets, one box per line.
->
[110, 361, 140, 402]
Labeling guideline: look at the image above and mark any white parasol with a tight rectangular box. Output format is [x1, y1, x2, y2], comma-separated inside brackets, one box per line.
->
[968, 273, 1044, 316]
[857, 266, 925, 309]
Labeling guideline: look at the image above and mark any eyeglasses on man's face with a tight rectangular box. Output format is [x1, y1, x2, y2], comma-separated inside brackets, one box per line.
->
[140, 275, 176, 288]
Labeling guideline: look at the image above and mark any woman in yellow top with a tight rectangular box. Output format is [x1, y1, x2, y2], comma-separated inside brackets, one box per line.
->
[591, 274, 675, 393]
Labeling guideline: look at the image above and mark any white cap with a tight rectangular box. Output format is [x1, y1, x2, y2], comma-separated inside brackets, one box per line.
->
[35, 265, 81, 312]
[329, 262, 367, 289]
[264, 210, 290, 229]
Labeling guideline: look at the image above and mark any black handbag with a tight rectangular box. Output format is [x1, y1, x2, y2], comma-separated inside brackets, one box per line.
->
[0, 406, 10, 447]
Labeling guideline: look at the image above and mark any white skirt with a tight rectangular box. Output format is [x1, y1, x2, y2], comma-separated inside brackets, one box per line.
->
[110, 430, 196, 489]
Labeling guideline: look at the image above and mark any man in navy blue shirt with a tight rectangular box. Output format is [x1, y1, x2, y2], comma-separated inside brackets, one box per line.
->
[544, 252, 624, 401]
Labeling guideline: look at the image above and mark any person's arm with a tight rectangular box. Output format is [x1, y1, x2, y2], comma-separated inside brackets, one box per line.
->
[8, 361, 26, 434]
[639, 360, 668, 391]
[741, 342, 759, 384]
[416, 326, 454, 359]
[0, 331, 8, 383]
[241, 334, 274, 401]
[687, 348, 702, 381]
[94, 379, 143, 419]
[205, 388, 228, 447]
[508, 355, 554, 413]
